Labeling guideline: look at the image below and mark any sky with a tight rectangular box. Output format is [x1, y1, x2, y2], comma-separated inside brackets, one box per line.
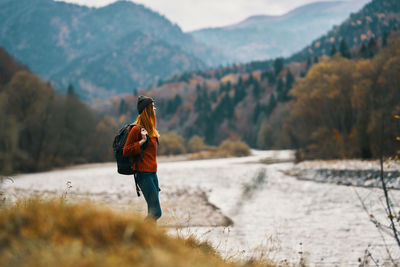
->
[58, 0, 365, 32]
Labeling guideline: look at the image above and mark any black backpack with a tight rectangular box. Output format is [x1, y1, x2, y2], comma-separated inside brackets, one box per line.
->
[113, 123, 150, 196]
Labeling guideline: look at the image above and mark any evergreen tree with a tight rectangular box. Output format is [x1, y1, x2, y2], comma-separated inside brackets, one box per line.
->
[266, 93, 277, 115]
[306, 57, 312, 69]
[194, 84, 203, 112]
[67, 84, 75, 97]
[166, 99, 175, 114]
[214, 93, 234, 122]
[166, 94, 183, 114]
[237, 77, 243, 88]
[261, 71, 268, 80]
[218, 83, 224, 94]
[210, 90, 217, 102]
[232, 64, 238, 73]
[119, 99, 127, 115]
[222, 94, 234, 118]
[360, 43, 368, 58]
[276, 78, 284, 101]
[284, 71, 294, 102]
[339, 39, 351, 58]
[267, 71, 276, 85]
[226, 81, 232, 92]
[286, 71, 294, 90]
[330, 44, 337, 56]
[174, 94, 182, 107]
[253, 79, 261, 98]
[368, 37, 376, 49]
[246, 74, 255, 87]
[365, 37, 377, 58]
[253, 103, 261, 123]
[274, 58, 284, 75]
[382, 31, 389, 47]
[234, 83, 246, 104]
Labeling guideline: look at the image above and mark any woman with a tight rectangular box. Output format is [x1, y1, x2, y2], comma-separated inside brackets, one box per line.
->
[123, 95, 161, 221]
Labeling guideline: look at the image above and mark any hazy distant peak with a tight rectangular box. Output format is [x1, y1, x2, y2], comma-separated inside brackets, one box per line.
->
[190, 0, 371, 63]
[286, 1, 345, 15]
[100, 0, 143, 9]
[224, 0, 369, 30]
[227, 15, 280, 29]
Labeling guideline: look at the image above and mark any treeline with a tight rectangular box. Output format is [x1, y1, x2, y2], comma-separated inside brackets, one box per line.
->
[255, 33, 400, 153]
[283, 38, 400, 160]
[0, 47, 116, 174]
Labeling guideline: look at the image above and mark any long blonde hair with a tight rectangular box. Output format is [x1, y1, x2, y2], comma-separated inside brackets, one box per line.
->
[134, 103, 160, 138]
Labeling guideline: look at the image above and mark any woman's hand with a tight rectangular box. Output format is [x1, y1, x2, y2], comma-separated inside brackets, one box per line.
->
[139, 128, 148, 145]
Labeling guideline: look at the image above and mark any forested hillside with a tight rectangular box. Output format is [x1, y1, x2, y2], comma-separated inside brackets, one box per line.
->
[0, 47, 115, 174]
[290, 0, 400, 61]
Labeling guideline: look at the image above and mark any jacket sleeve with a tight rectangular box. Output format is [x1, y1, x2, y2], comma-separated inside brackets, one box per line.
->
[123, 126, 142, 157]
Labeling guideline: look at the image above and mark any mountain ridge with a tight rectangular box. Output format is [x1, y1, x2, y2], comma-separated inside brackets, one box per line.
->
[190, 0, 370, 62]
[0, 0, 227, 100]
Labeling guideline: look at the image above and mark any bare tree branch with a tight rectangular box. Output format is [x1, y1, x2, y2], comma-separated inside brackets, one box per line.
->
[380, 114, 400, 247]
[354, 188, 396, 264]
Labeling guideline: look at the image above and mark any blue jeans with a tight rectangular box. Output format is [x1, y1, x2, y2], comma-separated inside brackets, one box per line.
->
[135, 172, 162, 220]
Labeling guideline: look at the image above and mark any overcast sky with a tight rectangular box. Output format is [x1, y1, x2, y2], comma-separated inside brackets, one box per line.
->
[58, 0, 366, 32]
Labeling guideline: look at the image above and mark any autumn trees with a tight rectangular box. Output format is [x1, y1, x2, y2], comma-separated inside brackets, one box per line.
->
[0, 49, 116, 174]
[285, 38, 400, 160]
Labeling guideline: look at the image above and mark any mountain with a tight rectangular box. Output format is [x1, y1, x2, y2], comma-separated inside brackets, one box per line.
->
[50, 31, 206, 99]
[0, 0, 227, 100]
[190, 0, 370, 63]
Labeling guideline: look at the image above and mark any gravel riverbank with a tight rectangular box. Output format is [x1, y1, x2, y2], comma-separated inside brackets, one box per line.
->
[286, 159, 400, 189]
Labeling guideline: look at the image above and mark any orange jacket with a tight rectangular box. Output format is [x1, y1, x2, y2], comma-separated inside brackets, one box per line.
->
[123, 125, 158, 172]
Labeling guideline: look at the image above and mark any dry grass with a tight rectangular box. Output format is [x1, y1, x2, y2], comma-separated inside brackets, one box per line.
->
[0, 197, 283, 267]
[189, 140, 251, 160]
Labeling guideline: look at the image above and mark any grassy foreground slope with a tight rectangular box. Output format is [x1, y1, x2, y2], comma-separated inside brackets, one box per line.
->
[0, 198, 279, 267]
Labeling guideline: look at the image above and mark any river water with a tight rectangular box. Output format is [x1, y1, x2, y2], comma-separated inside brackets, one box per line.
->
[2, 150, 399, 266]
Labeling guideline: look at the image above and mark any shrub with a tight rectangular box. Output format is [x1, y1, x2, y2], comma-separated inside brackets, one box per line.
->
[158, 131, 186, 155]
[187, 135, 207, 153]
[218, 140, 251, 157]
[189, 140, 251, 160]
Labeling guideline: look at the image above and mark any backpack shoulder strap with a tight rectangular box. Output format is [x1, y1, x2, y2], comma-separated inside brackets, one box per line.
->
[128, 124, 143, 137]
[130, 124, 149, 161]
